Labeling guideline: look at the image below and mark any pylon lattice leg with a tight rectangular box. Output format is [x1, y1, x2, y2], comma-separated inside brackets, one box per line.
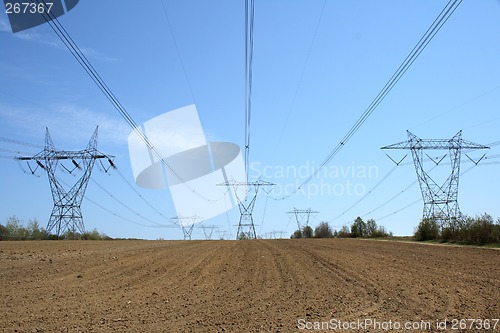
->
[408, 131, 461, 228]
[181, 223, 195, 240]
[235, 187, 258, 239]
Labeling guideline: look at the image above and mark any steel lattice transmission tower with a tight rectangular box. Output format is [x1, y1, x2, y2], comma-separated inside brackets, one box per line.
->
[171, 215, 201, 240]
[199, 225, 218, 240]
[16, 127, 114, 237]
[218, 180, 274, 239]
[286, 208, 319, 231]
[381, 130, 488, 227]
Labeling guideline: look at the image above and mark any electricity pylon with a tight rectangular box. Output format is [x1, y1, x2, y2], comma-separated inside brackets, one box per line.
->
[199, 225, 218, 240]
[218, 180, 274, 239]
[16, 127, 114, 237]
[171, 215, 201, 240]
[381, 130, 488, 228]
[286, 208, 319, 231]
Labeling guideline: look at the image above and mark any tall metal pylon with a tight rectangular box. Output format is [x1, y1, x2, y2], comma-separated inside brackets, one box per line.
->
[286, 208, 319, 231]
[218, 180, 274, 239]
[381, 130, 488, 228]
[16, 127, 114, 237]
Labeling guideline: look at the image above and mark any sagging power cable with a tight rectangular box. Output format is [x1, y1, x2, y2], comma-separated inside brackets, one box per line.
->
[276, 0, 462, 200]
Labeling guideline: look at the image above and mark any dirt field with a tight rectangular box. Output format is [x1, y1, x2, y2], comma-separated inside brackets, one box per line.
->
[0, 239, 498, 332]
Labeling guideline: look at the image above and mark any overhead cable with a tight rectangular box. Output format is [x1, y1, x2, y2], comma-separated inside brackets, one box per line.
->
[33, 0, 212, 201]
[244, 0, 255, 182]
[276, 0, 463, 199]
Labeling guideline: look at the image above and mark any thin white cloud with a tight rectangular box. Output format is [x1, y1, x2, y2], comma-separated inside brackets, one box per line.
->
[0, 18, 118, 63]
[0, 102, 131, 148]
[0, 18, 11, 32]
[79, 47, 119, 63]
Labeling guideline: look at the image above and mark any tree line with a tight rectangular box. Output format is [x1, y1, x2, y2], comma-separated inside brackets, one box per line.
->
[291, 217, 392, 239]
[0, 216, 110, 240]
[291, 213, 499, 246]
[414, 213, 500, 245]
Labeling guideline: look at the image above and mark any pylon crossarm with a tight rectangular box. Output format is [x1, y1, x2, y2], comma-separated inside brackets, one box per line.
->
[381, 131, 489, 151]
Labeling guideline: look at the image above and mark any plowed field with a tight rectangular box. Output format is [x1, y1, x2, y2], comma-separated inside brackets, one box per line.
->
[1, 239, 498, 332]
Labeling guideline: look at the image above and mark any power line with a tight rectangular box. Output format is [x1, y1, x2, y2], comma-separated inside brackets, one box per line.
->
[89, 177, 173, 228]
[339, 155, 500, 227]
[6, 133, 177, 230]
[33, 0, 211, 202]
[330, 148, 487, 222]
[0, 137, 43, 149]
[159, 0, 197, 104]
[372, 163, 480, 222]
[113, 167, 173, 224]
[409, 83, 500, 131]
[84, 193, 175, 229]
[276, 0, 463, 199]
[244, 0, 255, 182]
[329, 164, 398, 223]
[0, 147, 38, 156]
[57, 175, 175, 229]
[271, 0, 327, 159]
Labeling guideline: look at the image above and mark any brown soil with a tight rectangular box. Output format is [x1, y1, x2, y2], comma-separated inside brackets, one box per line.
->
[0, 239, 498, 332]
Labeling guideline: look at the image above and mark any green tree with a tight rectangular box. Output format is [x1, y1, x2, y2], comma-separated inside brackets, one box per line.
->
[238, 231, 253, 240]
[0, 224, 8, 240]
[27, 219, 44, 240]
[366, 219, 377, 237]
[336, 225, 351, 238]
[6, 216, 22, 240]
[291, 229, 303, 239]
[351, 217, 366, 238]
[414, 218, 439, 241]
[302, 225, 313, 238]
[314, 221, 333, 238]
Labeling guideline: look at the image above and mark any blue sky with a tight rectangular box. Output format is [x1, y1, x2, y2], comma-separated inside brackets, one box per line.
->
[1, 0, 499, 239]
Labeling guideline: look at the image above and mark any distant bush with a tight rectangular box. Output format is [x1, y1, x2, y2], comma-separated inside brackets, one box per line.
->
[414, 213, 500, 245]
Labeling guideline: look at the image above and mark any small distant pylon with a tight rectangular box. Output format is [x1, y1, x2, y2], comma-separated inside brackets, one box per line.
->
[286, 208, 319, 232]
[382, 130, 488, 228]
[171, 215, 201, 240]
[218, 180, 274, 239]
[16, 127, 114, 237]
[199, 225, 218, 240]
